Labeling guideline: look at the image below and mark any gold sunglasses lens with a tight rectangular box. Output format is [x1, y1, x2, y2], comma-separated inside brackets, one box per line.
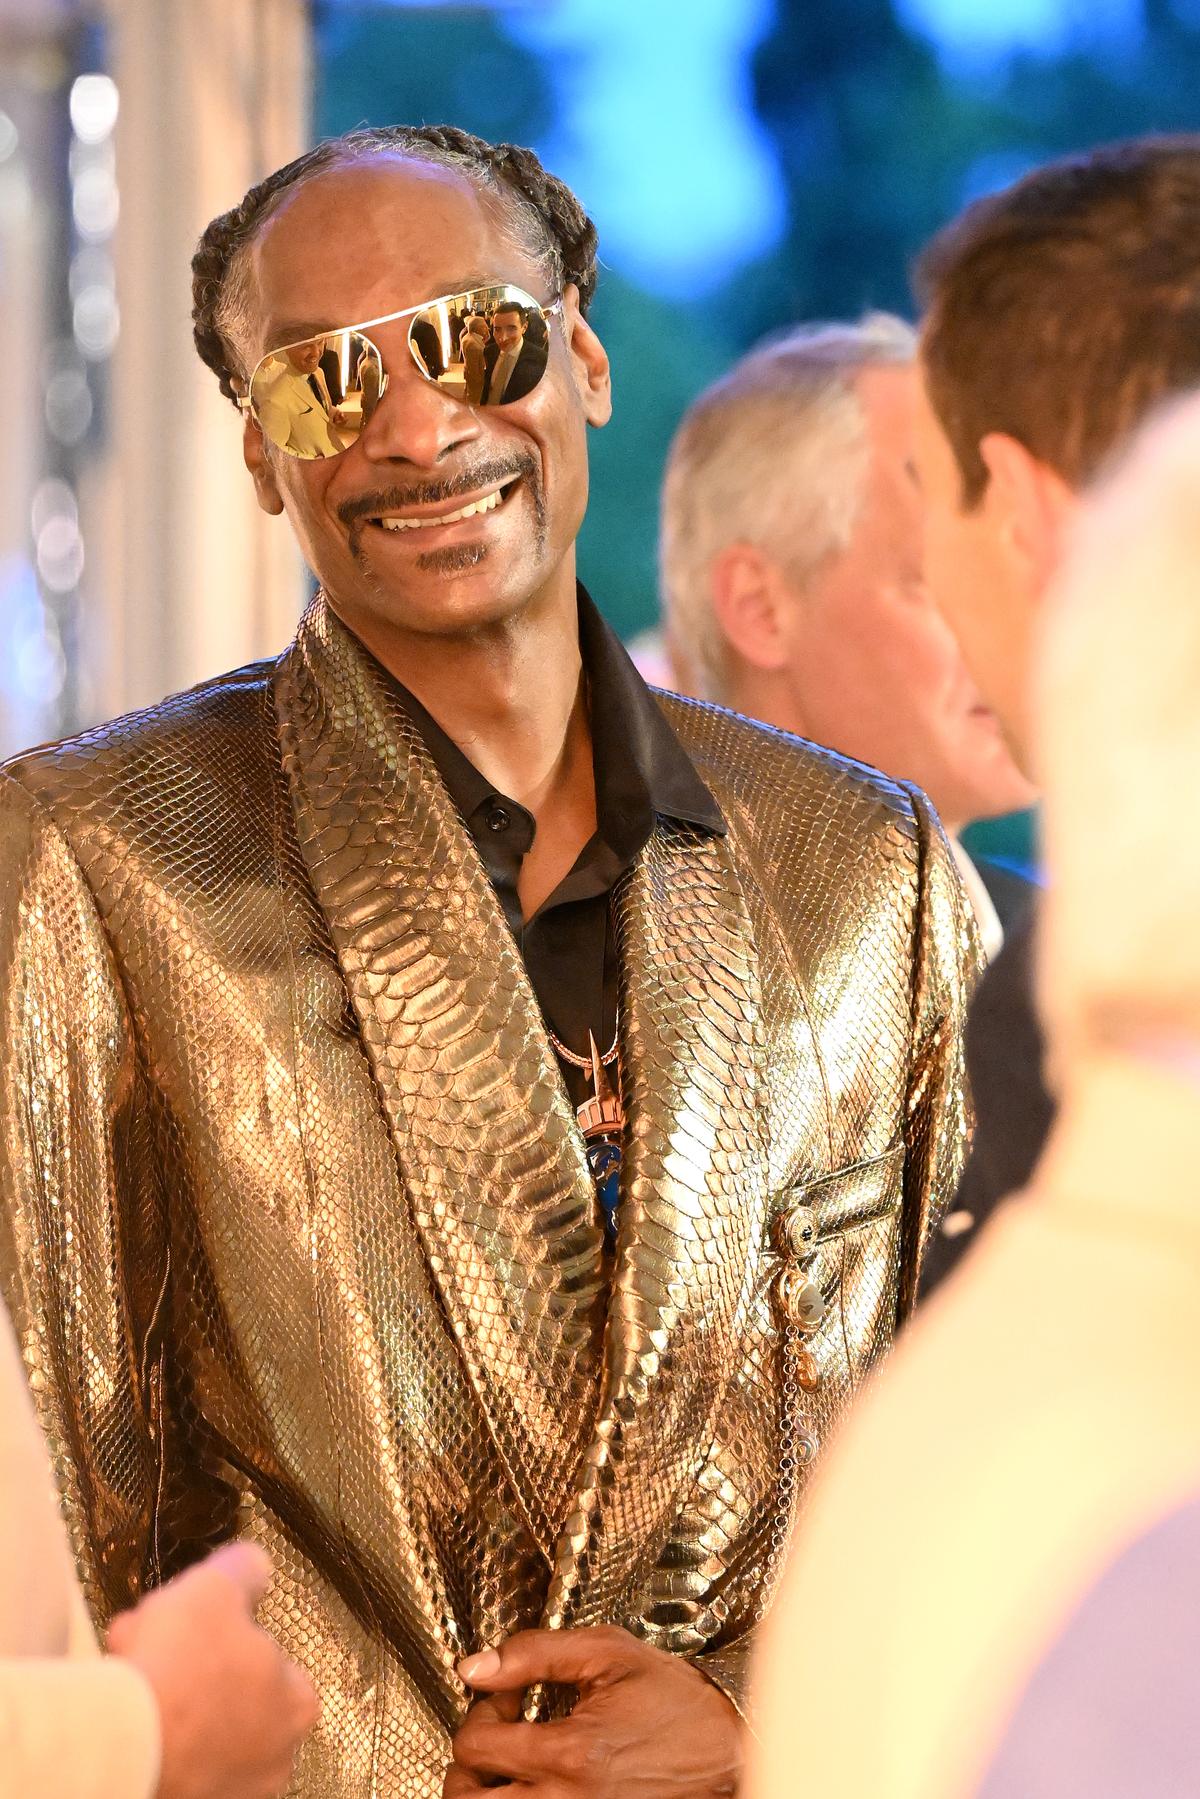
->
[249, 329, 381, 460]
[409, 284, 552, 407]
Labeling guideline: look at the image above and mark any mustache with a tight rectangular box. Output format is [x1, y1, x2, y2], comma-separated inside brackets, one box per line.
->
[337, 452, 538, 528]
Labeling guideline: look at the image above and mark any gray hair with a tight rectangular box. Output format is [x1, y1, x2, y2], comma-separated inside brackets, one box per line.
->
[660, 314, 916, 702]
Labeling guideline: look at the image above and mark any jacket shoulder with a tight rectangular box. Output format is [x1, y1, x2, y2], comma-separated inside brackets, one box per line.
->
[658, 691, 921, 844]
[1, 660, 277, 831]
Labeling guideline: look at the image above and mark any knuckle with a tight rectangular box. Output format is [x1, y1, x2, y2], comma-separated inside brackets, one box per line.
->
[593, 1623, 638, 1667]
[186, 1566, 232, 1619]
[556, 1726, 602, 1778]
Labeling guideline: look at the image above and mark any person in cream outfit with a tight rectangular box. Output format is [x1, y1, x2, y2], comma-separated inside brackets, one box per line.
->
[0, 1296, 316, 1799]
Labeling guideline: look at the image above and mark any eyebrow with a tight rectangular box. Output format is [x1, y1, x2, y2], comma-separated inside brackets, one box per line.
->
[261, 275, 506, 350]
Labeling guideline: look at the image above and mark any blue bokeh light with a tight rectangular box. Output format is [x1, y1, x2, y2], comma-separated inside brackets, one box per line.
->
[320, 0, 788, 296]
[896, 0, 1144, 64]
[500, 0, 787, 297]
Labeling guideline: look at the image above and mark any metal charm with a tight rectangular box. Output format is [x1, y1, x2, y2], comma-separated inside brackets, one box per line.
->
[576, 1033, 624, 1246]
[775, 1265, 826, 1334]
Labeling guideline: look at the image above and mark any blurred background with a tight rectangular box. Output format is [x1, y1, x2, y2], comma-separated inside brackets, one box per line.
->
[4, 0, 1199, 864]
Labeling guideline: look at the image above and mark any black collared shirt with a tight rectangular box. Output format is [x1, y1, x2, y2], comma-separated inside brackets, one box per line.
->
[387, 585, 725, 1109]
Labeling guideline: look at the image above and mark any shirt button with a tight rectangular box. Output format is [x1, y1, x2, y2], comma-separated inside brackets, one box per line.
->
[486, 805, 511, 833]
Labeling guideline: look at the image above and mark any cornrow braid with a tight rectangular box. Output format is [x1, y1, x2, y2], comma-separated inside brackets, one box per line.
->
[191, 123, 599, 406]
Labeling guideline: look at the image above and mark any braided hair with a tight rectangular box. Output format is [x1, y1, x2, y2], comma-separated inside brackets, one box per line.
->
[192, 124, 600, 405]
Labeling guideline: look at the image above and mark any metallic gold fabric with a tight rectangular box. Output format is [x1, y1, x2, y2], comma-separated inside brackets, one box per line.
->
[0, 596, 976, 1795]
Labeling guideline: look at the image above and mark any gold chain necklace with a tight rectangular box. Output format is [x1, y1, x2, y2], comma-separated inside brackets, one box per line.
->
[544, 1019, 619, 1070]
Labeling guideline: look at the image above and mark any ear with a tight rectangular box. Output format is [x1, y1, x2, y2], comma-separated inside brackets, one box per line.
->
[710, 542, 790, 673]
[242, 411, 285, 516]
[561, 283, 611, 427]
[979, 432, 1076, 599]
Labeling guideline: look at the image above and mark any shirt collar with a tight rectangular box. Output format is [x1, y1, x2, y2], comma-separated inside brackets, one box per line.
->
[577, 582, 725, 848]
[382, 583, 725, 854]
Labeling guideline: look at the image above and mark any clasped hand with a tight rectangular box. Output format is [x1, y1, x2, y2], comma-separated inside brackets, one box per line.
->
[445, 1625, 742, 1798]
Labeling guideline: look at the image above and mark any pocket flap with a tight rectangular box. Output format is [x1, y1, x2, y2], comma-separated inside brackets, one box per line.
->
[773, 1144, 904, 1247]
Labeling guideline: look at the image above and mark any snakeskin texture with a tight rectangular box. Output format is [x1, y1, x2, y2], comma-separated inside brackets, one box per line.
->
[0, 595, 977, 1795]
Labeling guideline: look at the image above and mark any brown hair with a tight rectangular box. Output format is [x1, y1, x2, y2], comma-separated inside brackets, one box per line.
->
[192, 124, 598, 404]
[915, 136, 1200, 507]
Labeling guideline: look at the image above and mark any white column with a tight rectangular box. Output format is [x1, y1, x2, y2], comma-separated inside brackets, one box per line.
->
[94, 0, 310, 721]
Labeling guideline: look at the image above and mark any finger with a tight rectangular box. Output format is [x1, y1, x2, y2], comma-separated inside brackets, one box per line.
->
[453, 1716, 581, 1782]
[442, 1765, 489, 1799]
[105, 1608, 135, 1654]
[458, 1625, 638, 1693]
[203, 1540, 275, 1610]
[462, 1687, 524, 1727]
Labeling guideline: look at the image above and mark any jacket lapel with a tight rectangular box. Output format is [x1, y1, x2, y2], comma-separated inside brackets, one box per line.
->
[544, 819, 769, 1629]
[273, 598, 607, 1560]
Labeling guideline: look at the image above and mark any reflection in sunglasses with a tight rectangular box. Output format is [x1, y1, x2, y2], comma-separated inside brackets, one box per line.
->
[241, 282, 563, 460]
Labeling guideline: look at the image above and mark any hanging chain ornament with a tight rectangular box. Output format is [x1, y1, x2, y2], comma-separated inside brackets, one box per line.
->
[546, 1025, 624, 1246]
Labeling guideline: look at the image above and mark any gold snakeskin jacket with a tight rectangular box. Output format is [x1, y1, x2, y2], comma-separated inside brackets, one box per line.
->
[0, 596, 976, 1796]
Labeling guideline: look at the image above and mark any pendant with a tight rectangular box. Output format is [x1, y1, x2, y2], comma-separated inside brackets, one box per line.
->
[577, 1033, 624, 1246]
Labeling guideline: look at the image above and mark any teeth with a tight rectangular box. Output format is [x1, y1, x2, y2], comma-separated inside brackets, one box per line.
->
[379, 486, 506, 531]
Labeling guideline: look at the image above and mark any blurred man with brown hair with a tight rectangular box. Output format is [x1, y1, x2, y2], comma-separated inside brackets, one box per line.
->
[909, 135, 1200, 1240]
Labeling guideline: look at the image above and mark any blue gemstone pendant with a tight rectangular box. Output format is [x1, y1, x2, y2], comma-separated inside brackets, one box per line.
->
[586, 1139, 623, 1246]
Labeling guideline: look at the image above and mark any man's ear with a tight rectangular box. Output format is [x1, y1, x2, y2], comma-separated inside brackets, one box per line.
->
[561, 283, 611, 427]
[242, 412, 285, 516]
[980, 432, 1075, 598]
[710, 542, 790, 673]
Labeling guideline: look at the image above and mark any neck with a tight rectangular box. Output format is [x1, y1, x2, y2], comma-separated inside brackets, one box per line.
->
[343, 568, 586, 800]
[725, 664, 807, 738]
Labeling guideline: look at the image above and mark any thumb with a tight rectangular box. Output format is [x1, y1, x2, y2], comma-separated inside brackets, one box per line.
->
[459, 1626, 637, 1694]
[203, 1540, 274, 1611]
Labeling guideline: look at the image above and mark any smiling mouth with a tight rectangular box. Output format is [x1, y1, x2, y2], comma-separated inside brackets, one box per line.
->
[369, 475, 522, 533]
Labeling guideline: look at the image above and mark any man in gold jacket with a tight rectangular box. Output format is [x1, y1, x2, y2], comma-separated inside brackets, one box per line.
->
[0, 124, 974, 1798]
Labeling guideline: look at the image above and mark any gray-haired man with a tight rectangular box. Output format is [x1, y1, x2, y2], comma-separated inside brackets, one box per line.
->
[661, 316, 1035, 956]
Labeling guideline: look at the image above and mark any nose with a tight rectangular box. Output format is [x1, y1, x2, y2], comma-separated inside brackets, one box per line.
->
[359, 337, 482, 469]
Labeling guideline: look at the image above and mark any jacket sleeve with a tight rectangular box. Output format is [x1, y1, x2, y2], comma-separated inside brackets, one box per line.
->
[691, 1631, 761, 1733]
[0, 772, 169, 1622]
[896, 785, 981, 1319]
[0, 1654, 160, 1799]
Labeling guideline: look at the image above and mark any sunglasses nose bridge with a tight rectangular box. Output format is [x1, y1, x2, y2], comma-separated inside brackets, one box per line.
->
[354, 332, 480, 465]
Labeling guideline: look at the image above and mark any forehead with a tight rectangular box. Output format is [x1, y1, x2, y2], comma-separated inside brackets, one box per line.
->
[247, 155, 538, 345]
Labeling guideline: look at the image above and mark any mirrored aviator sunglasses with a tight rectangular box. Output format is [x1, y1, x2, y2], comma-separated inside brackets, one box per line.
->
[239, 281, 562, 461]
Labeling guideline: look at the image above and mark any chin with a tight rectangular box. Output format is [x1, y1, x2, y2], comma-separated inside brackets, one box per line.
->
[338, 552, 538, 642]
